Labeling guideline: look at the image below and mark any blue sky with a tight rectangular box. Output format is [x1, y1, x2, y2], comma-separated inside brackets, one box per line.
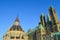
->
[0, 0, 60, 40]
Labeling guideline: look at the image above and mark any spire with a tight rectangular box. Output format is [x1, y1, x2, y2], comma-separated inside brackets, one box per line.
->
[50, 5, 54, 9]
[15, 16, 19, 22]
[49, 6, 58, 24]
[40, 13, 46, 27]
[9, 16, 23, 31]
[14, 16, 20, 26]
[15, 12, 19, 22]
[49, 6, 56, 14]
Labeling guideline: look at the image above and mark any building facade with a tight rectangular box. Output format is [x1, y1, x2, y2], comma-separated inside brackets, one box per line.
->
[3, 17, 28, 40]
[3, 6, 60, 40]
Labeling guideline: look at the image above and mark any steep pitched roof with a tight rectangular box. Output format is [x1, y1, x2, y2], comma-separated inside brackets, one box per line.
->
[9, 16, 23, 31]
[27, 24, 45, 34]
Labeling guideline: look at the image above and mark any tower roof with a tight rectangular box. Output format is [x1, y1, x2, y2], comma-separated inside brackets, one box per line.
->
[49, 6, 56, 13]
[40, 13, 44, 16]
[15, 16, 19, 22]
[27, 24, 45, 34]
[9, 17, 23, 31]
[50, 5, 54, 9]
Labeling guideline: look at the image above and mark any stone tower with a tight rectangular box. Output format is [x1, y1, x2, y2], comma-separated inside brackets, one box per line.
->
[3, 16, 28, 40]
[49, 6, 60, 32]
[49, 6, 58, 24]
[40, 13, 46, 27]
[46, 15, 53, 33]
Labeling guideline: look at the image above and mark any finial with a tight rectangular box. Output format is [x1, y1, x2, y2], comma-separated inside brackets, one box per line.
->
[15, 12, 19, 22]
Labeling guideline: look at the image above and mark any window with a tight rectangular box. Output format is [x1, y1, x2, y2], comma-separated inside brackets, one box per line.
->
[22, 36, 24, 39]
[16, 36, 20, 39]
[10, 36, 15, 39]
[59, 27, 60, 30]
[43, 30, 44, 32]
[43, 37, 45, 40]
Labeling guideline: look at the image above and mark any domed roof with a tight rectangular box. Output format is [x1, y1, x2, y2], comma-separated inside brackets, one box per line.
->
[9, 16, 23, 31]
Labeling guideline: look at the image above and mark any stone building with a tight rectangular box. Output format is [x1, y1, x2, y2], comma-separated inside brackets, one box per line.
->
[3, 17, 28, 40]
[3, 6, 60, 40]
[27, 6, 60, 40]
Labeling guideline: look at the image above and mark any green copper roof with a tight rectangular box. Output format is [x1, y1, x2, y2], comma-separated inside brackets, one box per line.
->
[27, 24, 44, 34]
[38, 24, 44, 29]
[53, 32, 60, 36]
[27, 26, 38, 34]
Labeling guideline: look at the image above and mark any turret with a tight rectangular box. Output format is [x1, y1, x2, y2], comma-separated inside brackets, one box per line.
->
[49, 6, 58, 25]
[40, 13, 46, 27]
